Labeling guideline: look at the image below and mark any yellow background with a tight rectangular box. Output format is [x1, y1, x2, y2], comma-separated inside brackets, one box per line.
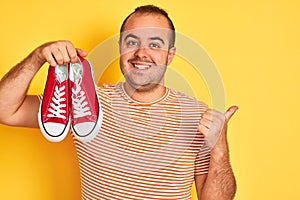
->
[0, 0, 299, 199]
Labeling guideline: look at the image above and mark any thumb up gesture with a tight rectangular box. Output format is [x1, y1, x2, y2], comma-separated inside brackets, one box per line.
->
[198, 106, 238, 149]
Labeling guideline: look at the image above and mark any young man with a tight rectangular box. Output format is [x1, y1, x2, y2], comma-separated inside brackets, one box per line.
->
[0, 5, 237, 200]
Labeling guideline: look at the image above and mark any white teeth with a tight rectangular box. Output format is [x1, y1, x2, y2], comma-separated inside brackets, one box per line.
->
[134, 64, 150, 70]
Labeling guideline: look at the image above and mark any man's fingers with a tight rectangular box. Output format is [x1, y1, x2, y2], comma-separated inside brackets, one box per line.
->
[198, 106, 238, 149]
[53, 48, 67, 65]
[202, 109, 213, 120]
[199, 117, 211, 129]
[65, 42, 78, 63]
[198, 124, 209, 136]
[76, 48, 88, 58]
[42, 51, 57, 67]
[59, 44, 72, 64]
[224, 105, 239, 121]
[38, 41, 87, 67]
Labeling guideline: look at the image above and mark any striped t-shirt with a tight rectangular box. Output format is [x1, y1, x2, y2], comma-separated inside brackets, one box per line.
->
[73, 83, 210, 199]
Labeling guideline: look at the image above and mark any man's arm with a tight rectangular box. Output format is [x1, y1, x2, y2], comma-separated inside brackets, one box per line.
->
[0, 40, 87, 127]
[196, 106, 238, 200]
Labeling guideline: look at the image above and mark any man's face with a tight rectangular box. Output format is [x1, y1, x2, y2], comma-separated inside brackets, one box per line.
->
[119, 13, 176, 92]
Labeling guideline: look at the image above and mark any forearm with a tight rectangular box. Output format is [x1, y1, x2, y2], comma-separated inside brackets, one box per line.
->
[0, 49, 43, 122]
[200, 134, 237, 200]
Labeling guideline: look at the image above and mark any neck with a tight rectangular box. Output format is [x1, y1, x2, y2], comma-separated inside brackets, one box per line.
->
[123, 82, 167, 103]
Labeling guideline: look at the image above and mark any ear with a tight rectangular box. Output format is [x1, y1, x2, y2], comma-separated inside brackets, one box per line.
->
[167, 46, 176, 66]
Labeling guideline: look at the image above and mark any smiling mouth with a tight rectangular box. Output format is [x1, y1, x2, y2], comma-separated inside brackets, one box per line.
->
[131, 62, 152, 70]
[134, 64, 151, 70]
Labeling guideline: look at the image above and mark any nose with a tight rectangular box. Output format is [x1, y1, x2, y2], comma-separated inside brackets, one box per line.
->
[134, 46, 149, 59]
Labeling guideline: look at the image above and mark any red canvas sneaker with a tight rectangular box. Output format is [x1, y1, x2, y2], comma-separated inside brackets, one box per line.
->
[69, 57, 102, 142]
[38, 65, 70, 142]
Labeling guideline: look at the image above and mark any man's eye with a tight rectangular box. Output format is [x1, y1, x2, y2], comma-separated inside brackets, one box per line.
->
[149, 43, 161, 49]
[126, 41, 138, 46]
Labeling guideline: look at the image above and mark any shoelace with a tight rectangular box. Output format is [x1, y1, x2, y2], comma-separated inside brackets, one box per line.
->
[71, 67, 92, 118]
[47, 85, 67, 119]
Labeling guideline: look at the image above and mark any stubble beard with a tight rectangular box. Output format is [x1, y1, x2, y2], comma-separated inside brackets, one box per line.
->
[124, 65, 167, 93]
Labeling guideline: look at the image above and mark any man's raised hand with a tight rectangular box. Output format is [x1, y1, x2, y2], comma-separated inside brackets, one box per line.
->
[34, 40, 87, 67]
[198, 106, 238, 149]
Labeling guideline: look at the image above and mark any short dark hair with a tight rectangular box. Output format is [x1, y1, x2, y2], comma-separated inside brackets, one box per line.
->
[120, 5, 176, 49]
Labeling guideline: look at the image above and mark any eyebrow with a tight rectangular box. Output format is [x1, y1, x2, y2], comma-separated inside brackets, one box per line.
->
[149, 37, 165, 45]
[124, 34, 165, 45]
[124, 34, 138, 41]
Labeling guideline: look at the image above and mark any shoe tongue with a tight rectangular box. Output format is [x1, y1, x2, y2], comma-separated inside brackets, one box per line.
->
[55, 65, 68, 83]
[72, 62, 83, 81]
